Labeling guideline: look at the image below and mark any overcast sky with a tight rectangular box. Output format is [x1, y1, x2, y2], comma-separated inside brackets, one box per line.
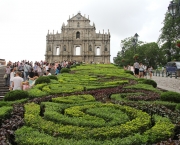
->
[0, 0, 170, 63]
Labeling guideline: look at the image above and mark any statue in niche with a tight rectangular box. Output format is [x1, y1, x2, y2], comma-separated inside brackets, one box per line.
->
[77, 22, 80, 27]
[63, 45, 66, 51]
[105, 45, 107, 51]
[89, 45, 92, 51]
[48, 46, 51, 51]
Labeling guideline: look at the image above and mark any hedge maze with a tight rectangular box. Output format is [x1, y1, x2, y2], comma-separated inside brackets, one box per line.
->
[1, 64, 180, 144]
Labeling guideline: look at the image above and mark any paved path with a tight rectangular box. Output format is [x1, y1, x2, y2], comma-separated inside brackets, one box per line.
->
[151, 75, 180, 93]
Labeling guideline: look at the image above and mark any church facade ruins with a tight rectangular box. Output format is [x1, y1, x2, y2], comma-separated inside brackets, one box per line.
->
[45, 12, 111, 63]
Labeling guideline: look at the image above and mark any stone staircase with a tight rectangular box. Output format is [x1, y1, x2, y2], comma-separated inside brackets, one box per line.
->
[0, 66, 9, 100]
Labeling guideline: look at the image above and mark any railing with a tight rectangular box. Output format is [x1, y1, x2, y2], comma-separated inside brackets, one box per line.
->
[153, 69, 180, 79]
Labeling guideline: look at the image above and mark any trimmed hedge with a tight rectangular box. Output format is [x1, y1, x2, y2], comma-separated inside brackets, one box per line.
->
[47, 75, 58, 80]
[124, 70, 134, 75]
[28, 88, 48, 98]
[0, 99, 28, 107]
[4, 90, 29, 101]
[24, 102, 151, 140]
[15, 126, 146, 145]
[0, 106, 13, 124]
[70, 65, 77, 68]
[160, 91, 180, 103]
[175, 104, 180, 111]
[61, 68, 70, 73]
[138, 78, 157, 88]
[35, 76, 50, 85]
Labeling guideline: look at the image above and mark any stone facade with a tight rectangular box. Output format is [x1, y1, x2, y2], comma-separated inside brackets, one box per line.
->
[45, 12, 111, 63]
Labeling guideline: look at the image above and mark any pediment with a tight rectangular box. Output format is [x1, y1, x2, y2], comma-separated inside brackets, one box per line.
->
[70, 13, 89, 21]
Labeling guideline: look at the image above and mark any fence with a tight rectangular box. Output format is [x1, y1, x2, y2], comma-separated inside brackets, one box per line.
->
[153, 69, 180, 79]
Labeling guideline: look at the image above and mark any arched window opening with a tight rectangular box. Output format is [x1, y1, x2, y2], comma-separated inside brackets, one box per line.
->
[56, 47, 60, 55]
[77, 22, 80, 27]
[97, 47, 100, 55]
[76, 32, 80, 39]
[75, 46, 80, 55]
[89, 45, 92, 51]
[63, 45, 66, 51]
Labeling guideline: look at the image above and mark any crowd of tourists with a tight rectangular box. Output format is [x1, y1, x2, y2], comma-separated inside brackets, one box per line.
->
[3, 60, 74, 91]
[124, 60, 153, 79]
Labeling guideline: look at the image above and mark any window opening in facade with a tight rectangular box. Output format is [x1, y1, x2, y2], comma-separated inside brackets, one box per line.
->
[97, 47, 100, 55]
[75, 46, 80, 55]
[76, 32, 80, 39]
[56, 47, 60, 55]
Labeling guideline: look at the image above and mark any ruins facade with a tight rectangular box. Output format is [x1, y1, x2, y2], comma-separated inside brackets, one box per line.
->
[45, 12, 111, 63]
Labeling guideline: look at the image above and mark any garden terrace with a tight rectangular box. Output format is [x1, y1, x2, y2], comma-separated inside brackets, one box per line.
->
[0, 64, 180, 144]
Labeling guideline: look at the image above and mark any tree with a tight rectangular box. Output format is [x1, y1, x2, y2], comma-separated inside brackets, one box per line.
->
[158, 1, 180, 62]
[114, 36, 165, 68]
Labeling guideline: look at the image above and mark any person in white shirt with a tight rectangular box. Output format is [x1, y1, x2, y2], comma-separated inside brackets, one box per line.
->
[10, 68, 15, 90]
[12, 71, 24, 90]
[46, 70, 51, 76]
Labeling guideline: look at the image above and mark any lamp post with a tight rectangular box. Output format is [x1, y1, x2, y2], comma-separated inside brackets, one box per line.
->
[132, 33, 139, 54]
[168, 0, 180, 18]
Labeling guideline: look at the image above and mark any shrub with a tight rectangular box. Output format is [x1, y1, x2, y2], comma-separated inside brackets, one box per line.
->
[60, 68, 70, 73]
[4, 90, 29, 101]
[160, 91, 180, 103]
[28, 88, 48, 98]
[70, 65, 76, 68]
[175, 104, 180, 111]
[143, 115, 174, 144]
[124, 70, 134, 75]
[0, 106, 13, 124]
[138, 78, 157, 88]
[153, 101, 177, 111]
[35, 76, 50, 85]
[47, 75, 58, 81]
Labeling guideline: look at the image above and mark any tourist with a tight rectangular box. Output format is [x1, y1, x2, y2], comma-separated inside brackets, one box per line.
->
[143, 65, 147, 78]
[18, 63, 24, 72]
[45, 63, 49, 72]
[28, 72, 39, 88]
[24, 62, 31, 81]
[22, 81, 30, 91]
[9, 68, 15, 90]
[12, 71, 24, 90]
[37, 63, 42, 76]
[46, 70, 51, 76]
[4, 65, 11, 87]
[28, 68, 35, 78]
[139, 62, 144, 78]
[148, 66, 153, 79]
[50, 66, 56, 75]
[133, 60, 139, 78]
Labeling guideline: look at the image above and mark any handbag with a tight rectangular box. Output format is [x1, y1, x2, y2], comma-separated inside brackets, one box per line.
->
[3, 74, 7, 79]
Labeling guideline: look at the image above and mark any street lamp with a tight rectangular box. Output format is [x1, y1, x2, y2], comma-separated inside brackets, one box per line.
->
[168, 0, 180, 18]
[132, 33, 139, 54]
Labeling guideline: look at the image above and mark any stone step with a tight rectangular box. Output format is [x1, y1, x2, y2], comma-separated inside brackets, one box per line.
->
[0, 86, 8, 89]
[0, 93, 7, 97]
[0, 96, 5, 101]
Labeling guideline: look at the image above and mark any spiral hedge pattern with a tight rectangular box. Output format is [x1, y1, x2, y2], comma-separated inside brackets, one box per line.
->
[15, 95, 174, 145]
